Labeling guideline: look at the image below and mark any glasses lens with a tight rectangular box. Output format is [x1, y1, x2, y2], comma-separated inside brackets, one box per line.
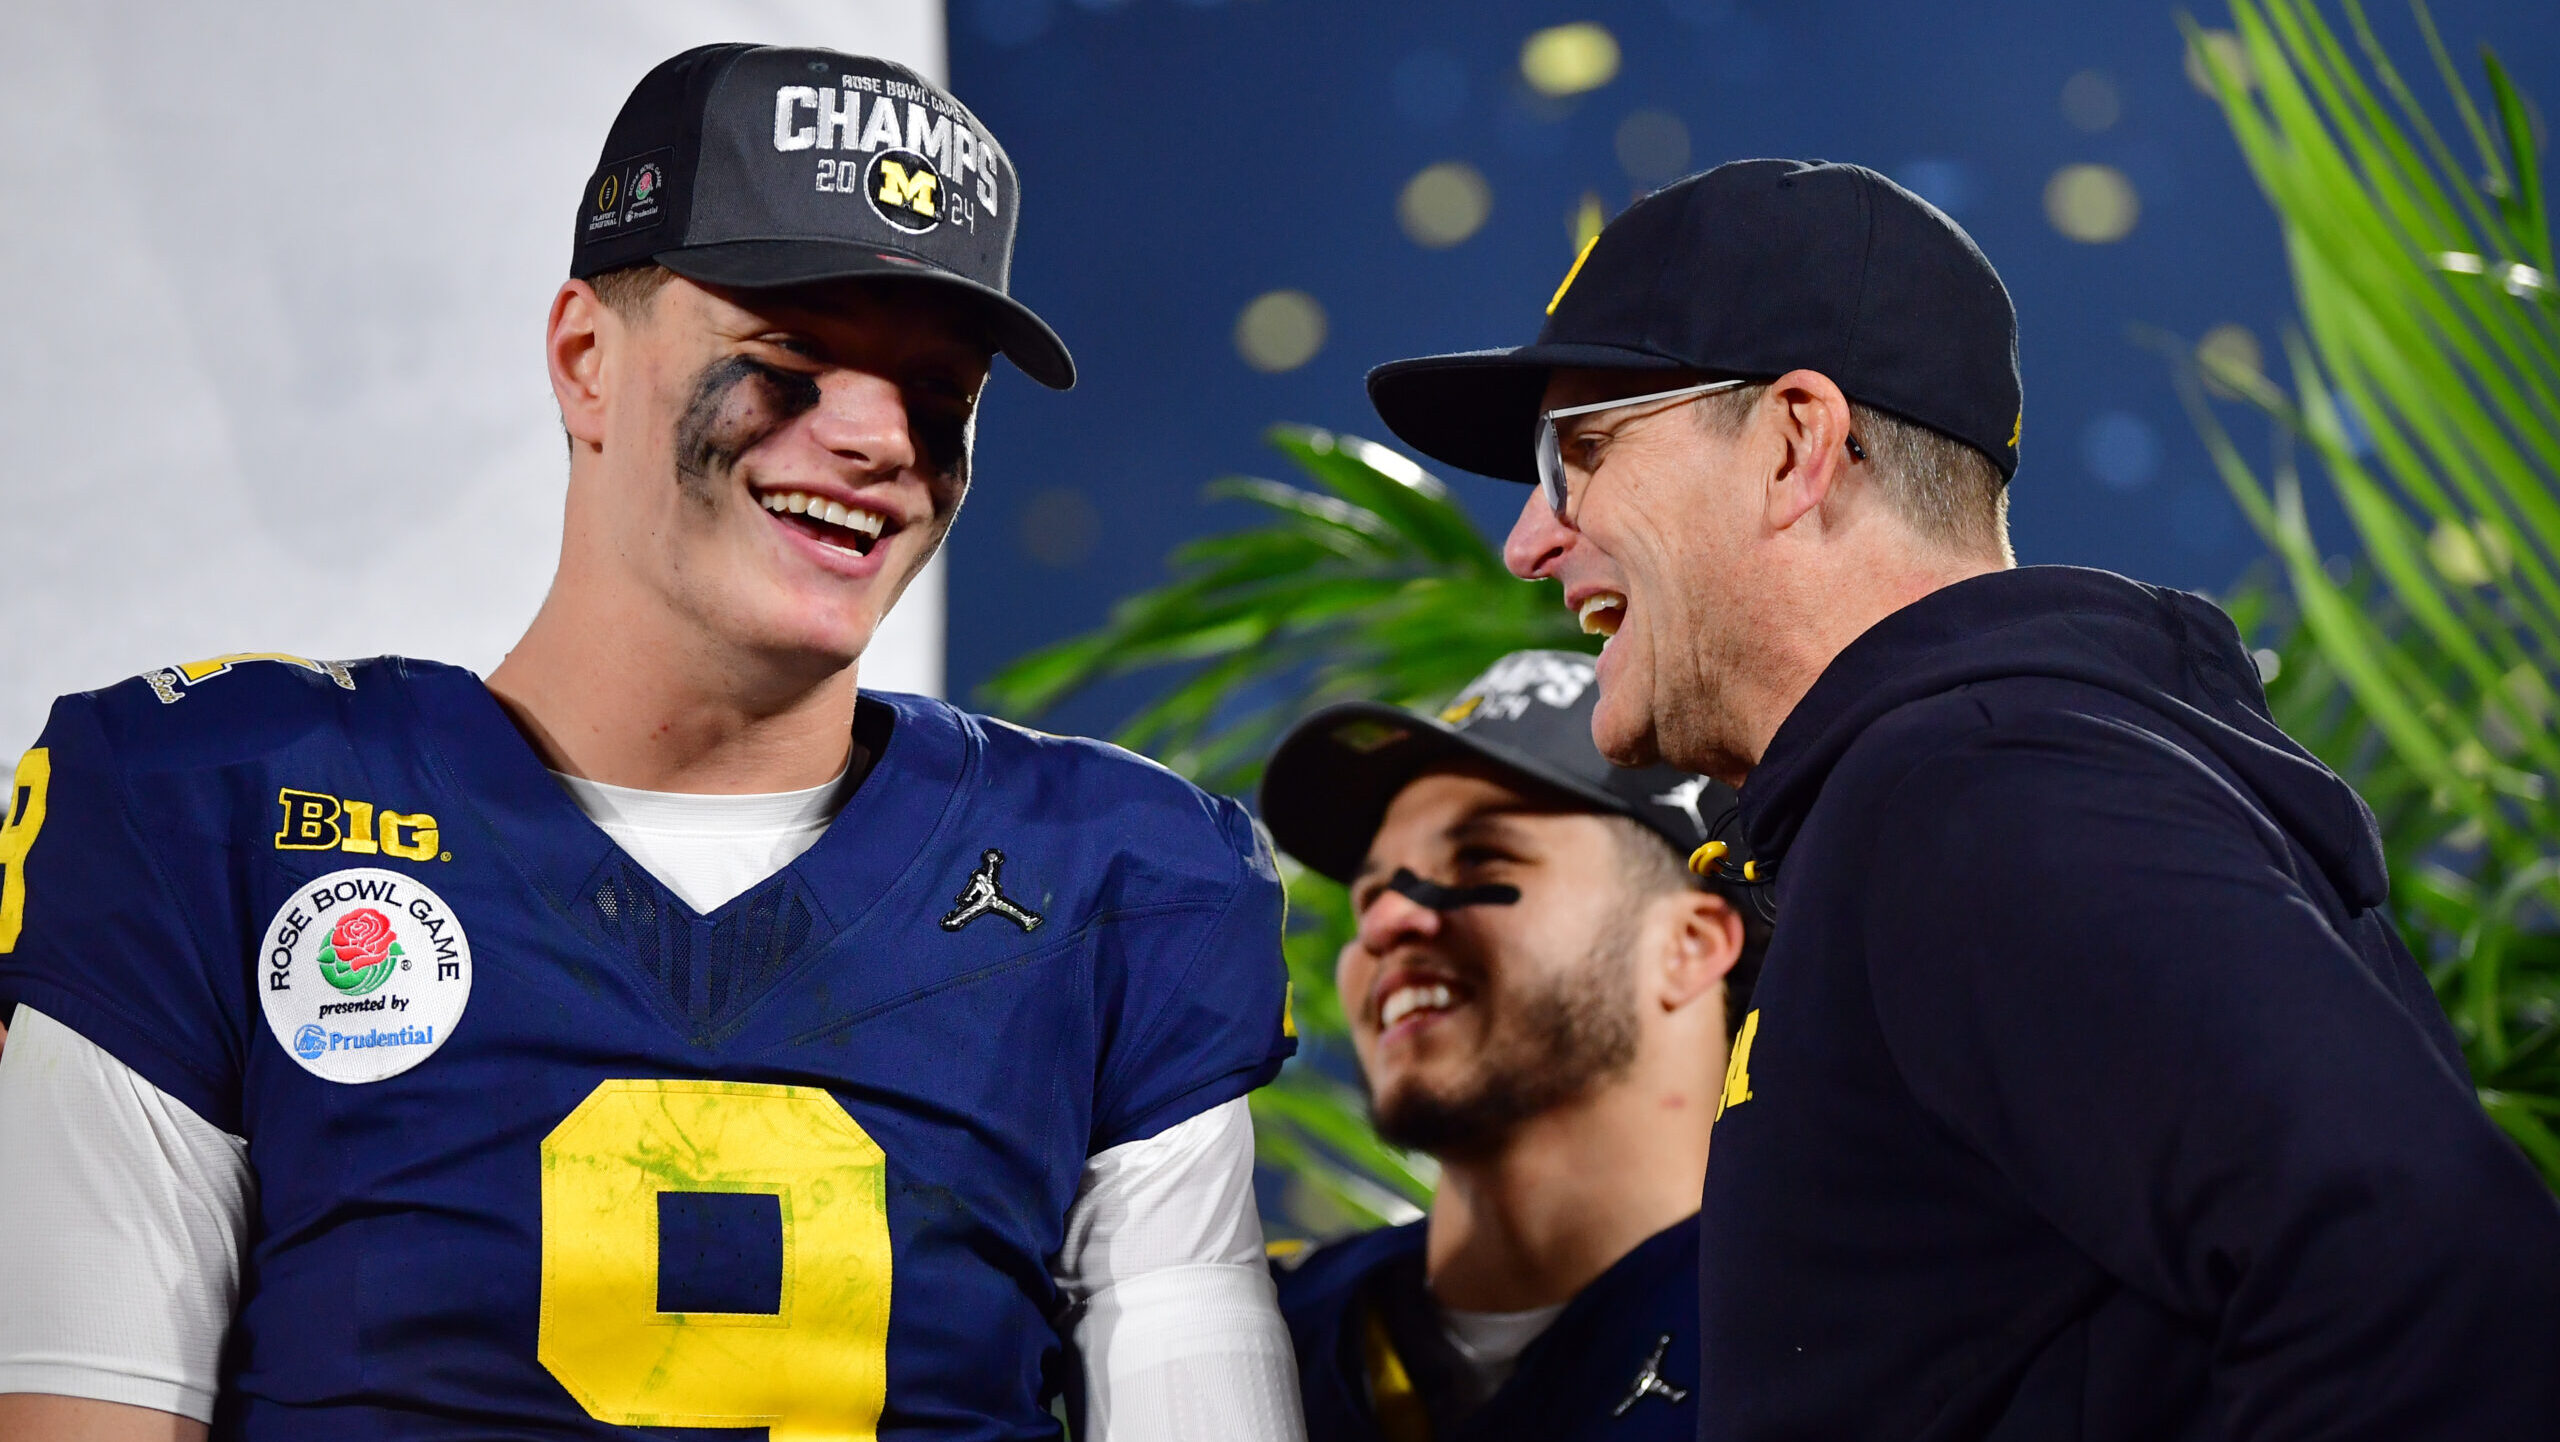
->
[1535, 416, 1568, 516]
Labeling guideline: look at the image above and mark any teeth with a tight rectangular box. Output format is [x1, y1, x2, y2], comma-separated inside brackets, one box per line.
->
[757, 491, 889, 539]
[1379, 983, 1456, 1030]
[1578, 593, 1626, 637]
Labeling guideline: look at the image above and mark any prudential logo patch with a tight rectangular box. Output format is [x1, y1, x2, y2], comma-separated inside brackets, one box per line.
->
[260, 867, 472, 1084]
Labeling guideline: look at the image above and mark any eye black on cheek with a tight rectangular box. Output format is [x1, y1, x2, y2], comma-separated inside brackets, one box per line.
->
[672, 356, 823, 492]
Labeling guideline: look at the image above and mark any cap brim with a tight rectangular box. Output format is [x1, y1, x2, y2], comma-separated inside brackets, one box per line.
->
[659, 239, 1076, 390]
[1364, 343, 1687, 484]
[1259, 700, 1634, 885]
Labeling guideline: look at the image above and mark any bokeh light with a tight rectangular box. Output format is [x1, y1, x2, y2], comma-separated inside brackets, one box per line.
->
[2044, 163, 2140, 242]
[1018, 487, 1100, 568]
[1234, 289, 1327, 373]
[1521, 22, 1620, 97]
[1568, 192, 1606, 251]
[2185, 29, 2254, 93]
[2429, 518, 2511, 586]
[1398, 162, 1494, 248]
[2081, 410, 2161, 491]
[1614, 109, 1692, 183]
[2060, 69, 2121, 131]
[2196, 322, 2264, 390]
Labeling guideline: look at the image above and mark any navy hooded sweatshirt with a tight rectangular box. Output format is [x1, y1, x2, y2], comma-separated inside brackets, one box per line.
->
[1697, 566, 2560, 1441]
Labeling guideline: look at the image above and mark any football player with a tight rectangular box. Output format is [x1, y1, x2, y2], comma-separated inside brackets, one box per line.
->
[1257, 651, 1766, 1440]
[0, 46, 1302, 1442]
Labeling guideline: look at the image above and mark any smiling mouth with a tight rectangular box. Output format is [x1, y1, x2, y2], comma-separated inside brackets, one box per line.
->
[758, 489, 889, 556]
[1579, 592, 1627, 637]
[1379, 979, 1464, 1032]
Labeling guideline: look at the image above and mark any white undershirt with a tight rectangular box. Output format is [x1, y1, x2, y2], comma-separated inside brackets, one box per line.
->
[1440, 1301, 1568, 1412]
[547, 766, 851, 913]
[0, 771, 1303, 1440]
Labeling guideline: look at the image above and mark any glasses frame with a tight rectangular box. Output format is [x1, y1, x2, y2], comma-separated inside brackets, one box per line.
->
[1533, 378, 1752, 517]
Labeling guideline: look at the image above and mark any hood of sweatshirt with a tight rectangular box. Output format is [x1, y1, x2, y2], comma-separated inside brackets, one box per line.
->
[1737, 565, 2387, 911]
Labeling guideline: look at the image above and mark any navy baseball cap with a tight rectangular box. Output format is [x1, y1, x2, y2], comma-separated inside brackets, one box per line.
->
[1261, 650, 1744, 886]
[1367, 158, 2018, 484]
[573, 44, 1074, 389]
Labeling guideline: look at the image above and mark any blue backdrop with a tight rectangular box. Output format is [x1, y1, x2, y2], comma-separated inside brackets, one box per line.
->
[947, 0, 2555, 735]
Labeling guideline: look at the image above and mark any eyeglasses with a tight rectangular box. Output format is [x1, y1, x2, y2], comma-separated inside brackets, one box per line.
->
[1533, 378, 1751, 518]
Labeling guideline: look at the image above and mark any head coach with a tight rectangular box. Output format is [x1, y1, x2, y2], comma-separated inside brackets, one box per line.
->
[1359, 158, 2560, 1441]
[1260, 649, 1763, 1441]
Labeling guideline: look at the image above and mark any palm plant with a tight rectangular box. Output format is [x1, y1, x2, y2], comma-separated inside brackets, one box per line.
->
[2177, 0, 2560, 1181]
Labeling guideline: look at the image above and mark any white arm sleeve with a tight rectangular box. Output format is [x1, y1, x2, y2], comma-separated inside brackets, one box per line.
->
[1055, 1097, 1306, 1442]
[0, 1005, 249, 1422]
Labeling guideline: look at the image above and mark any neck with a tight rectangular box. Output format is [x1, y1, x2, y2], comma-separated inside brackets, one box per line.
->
[1731, 544, 2007, 779]
[1422, 1066, 1713, 1312]
[488, 569, 857, 795]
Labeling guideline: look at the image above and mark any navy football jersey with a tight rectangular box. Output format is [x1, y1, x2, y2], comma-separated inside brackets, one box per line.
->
[0, 654, 1294, 1440]
[1276, 1218, 1699, 1442]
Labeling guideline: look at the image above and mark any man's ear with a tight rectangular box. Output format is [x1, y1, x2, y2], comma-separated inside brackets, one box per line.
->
[1759, 367, 1857, 534]
[1655, 889, 1744, 1014]
[549, 280, 615, 451]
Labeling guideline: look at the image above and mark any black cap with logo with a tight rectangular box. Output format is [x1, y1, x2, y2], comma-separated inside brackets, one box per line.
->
[1260, 650, 1745, 886]
[573, 44, 1073, 389]
[1366, 158, 2018, 485]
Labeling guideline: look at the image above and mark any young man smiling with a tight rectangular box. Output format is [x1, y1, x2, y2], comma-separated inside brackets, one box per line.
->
[1360, 159, 2560, 1440]
[0, 46, 1301, 1441]
[1258, 650, 1764, 1442]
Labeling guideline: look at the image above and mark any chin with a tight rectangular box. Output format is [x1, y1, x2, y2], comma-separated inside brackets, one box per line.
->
[1589, 688, 1660, 768]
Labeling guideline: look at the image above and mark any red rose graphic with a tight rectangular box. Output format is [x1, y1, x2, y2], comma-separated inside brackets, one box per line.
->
[330, 907, 396, 971]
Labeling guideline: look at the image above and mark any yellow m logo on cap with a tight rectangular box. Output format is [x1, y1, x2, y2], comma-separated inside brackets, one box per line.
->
[878, 160, 938, 216]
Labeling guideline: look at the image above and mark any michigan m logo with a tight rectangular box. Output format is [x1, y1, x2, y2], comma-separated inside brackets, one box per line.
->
[877, 159, 937, 216]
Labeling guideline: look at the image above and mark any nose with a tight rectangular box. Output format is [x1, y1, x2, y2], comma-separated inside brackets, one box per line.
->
[1503, 486, 1573, 581]
[803, 368, 918, 479]
[1352, 881, 1444, 964]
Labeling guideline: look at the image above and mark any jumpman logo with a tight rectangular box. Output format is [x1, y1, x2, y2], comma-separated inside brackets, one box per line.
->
[939, 849, 1044, 933]
[1611, 1334, 1690, 1417]
[1651, 777, 1714, 839]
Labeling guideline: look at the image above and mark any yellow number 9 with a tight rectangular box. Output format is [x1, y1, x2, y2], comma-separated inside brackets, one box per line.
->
[540, 1079, 893, 1440]
[0, 748, 51, 953]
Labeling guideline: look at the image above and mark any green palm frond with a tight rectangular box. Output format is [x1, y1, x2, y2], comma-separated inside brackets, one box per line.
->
[2181, 0, 2560, 1183]
[980, 424, 1586, 798]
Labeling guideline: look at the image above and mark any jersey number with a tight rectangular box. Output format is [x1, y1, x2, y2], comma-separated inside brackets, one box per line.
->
[539, 1079, 892, 1440]
[0, 748, 50, 953]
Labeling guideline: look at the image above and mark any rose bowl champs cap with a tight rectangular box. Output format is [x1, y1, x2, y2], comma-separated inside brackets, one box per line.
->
[572, 43, 1074, 389]
[1259, 650, 1747, 887]
[1366, 158, 2018, 485]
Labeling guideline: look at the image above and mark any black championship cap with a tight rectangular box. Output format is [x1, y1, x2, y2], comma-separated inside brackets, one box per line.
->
[1260, 650, 1745, 886]
[1367, 158, 2017, 484]
[572, 44, 1073, 389]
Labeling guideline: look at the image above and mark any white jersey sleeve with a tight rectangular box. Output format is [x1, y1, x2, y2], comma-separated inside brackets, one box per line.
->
[1055, 1097, 1306, 1442]
[0, 1005, 249, 1422]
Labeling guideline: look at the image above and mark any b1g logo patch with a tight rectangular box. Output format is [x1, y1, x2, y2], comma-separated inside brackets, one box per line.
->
[260, 867, 472, 1084]
[866, 148, 943, 234]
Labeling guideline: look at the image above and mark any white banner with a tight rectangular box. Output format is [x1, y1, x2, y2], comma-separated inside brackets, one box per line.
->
[0, 0, 948, 752]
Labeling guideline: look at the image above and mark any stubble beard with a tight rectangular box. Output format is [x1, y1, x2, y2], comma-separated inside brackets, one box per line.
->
[1653, 576, 1763, 782]
[1369, 909, 1645, 1158]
